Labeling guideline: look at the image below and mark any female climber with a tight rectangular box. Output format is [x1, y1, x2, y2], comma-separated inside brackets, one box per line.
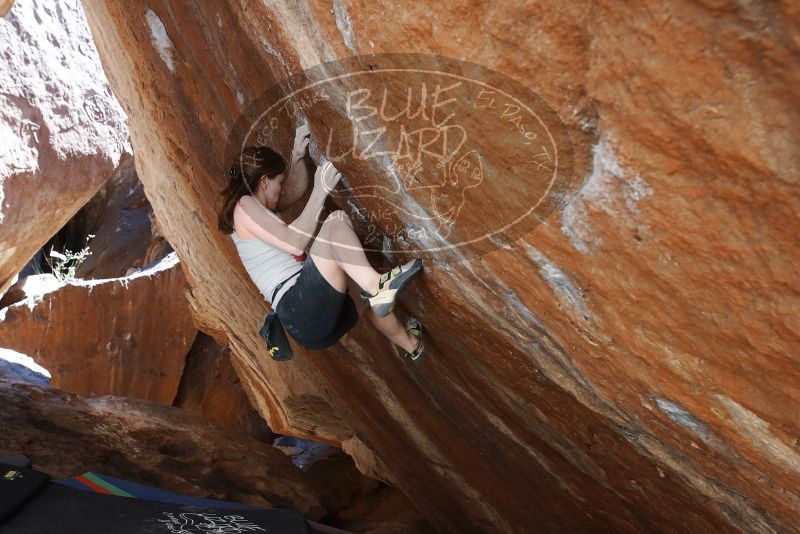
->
[216, 124, 426, 362]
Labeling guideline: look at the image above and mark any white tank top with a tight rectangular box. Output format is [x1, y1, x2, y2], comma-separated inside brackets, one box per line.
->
[230, 231, 304, 308]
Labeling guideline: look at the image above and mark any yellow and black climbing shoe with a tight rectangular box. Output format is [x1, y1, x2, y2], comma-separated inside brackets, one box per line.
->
[404, 316, 426, 363]
[361, 258, 423, 317]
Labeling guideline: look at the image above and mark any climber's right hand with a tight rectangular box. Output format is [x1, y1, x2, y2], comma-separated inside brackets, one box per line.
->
[314, 160, 342, 195]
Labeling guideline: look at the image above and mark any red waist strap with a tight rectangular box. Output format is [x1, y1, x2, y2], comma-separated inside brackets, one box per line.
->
[293, 252, 307, 262]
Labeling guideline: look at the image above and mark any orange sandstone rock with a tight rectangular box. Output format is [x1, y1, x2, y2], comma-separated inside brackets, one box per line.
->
[80, 1, 800, 532]
[0, 253, 195, 404]
[73, 153, 173, 279]
[174, 331, 276, 441]
[0, 372, 324, 515]
[0, 0, 129, 297]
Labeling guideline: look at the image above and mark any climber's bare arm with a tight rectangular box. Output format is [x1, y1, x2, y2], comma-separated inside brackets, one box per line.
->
[234, 162, 338, 255]
[277, 123, 312, 211]
[235, 194, 321, 256]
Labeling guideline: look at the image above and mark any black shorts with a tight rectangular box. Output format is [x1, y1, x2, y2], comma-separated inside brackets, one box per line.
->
[275, 257, 360, 349]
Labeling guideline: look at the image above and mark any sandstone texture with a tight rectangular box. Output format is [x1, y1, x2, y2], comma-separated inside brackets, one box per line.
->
[0, 253, 195, 403]
[0, 372, 324, 516]
[80, 1, 799, 532]
[3, 152, 171, 301]
[0, 129, 266, 438]
[0, 0, 129, 297]
[72, 152, 172, 279]
[174, 331, 275, 441]
[303, 451, 434, 534]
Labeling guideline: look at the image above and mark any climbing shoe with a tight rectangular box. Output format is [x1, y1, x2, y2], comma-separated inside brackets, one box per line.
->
[404, 316, 426, 363]
[361, 258, 423, 317]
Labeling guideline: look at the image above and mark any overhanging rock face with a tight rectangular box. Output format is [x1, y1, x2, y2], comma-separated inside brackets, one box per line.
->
[80, 1, 799, 532]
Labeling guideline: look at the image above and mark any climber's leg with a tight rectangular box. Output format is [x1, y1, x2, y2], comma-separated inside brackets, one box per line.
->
[367, 308, 421, 354]
[310, 210, 380, 296]
[311, 210, 424, 318]
[345, 279, 419, 354]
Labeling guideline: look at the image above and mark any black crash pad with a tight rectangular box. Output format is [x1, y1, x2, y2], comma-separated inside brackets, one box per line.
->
[0, 464, 50, 524]
[1, 482, 312, 534]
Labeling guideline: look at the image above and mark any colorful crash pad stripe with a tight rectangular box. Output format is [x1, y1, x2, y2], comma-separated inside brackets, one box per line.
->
[58, 472, 260, 509]
[74, 472, 134, 497]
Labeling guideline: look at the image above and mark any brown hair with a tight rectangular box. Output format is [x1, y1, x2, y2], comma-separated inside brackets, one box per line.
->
[217, 145, 286, 234]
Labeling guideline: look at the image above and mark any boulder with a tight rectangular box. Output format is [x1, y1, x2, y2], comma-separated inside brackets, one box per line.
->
[79, 1, 800, 532]
[72, 152, 173, 279]
[0, 347, 50, 386]
[333, 484, 436, 534]
[174, 331, 275, 441]
[2, 152, 172, 305]
[0, 0, 129, 297]
[0, 372, 324, 516]
[0, 253, 195, 404]
[274, 436, 433, 532]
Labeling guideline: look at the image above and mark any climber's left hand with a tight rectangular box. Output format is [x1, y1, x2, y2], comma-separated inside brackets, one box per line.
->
[292, 123, 311, 161]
